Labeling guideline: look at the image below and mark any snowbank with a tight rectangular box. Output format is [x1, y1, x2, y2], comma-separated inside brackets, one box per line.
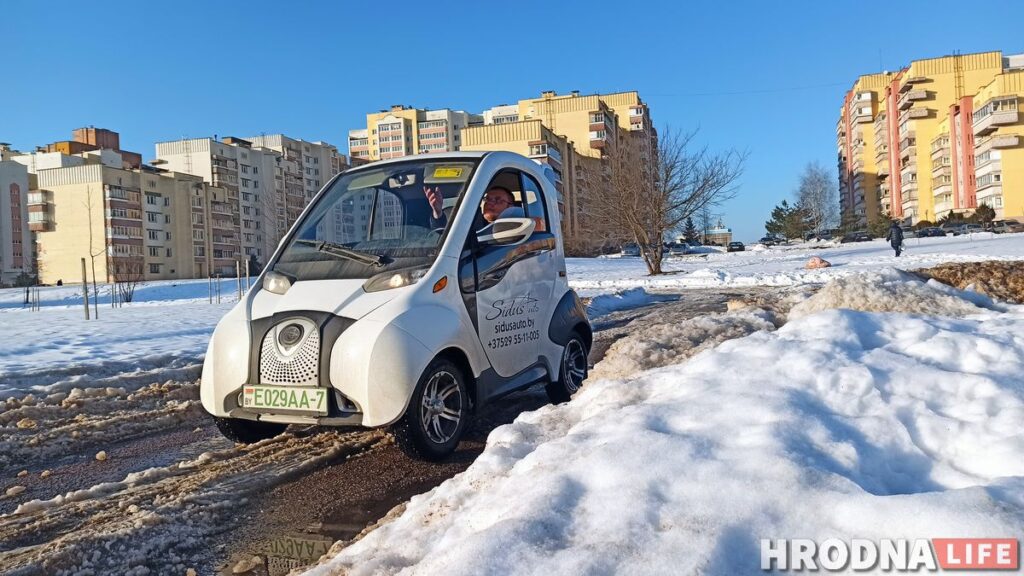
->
[303, 276, 1024, 576]
[788, 269, 1001, 319]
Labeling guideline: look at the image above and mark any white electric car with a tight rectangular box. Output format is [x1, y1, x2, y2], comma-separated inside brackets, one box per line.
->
[200, 152, 592, 460]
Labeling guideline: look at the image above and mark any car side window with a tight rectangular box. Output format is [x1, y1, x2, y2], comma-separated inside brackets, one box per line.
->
[520, 173, 549, 234]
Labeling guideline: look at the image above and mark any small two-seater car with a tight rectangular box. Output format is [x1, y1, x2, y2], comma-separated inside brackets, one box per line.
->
[201, 152, 592, 460]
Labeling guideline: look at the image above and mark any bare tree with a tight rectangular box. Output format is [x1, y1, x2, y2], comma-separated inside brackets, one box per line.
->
[591, 128, 746, 275]
[111, 255, 145, 304]
[84, 185, 103, 318]
[796, 162, 838, 234]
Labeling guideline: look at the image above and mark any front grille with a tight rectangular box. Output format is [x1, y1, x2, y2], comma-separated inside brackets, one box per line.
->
[258, 319, 320, 386]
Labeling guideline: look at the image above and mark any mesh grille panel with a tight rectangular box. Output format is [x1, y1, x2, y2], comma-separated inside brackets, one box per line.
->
[259, 323, 320, 386]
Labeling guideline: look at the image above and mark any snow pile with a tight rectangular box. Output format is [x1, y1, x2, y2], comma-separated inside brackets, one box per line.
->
[302, 306, 1024, 575]
[591, 310, 776, 380]
[788, 269, 997, 319]
[584, 288, 677, 317]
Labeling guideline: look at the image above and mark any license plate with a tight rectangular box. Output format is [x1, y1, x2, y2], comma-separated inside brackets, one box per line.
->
[242, 385, 327, 415]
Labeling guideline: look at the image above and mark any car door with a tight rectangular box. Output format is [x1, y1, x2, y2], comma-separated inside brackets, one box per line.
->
[470, 170, 557, 381]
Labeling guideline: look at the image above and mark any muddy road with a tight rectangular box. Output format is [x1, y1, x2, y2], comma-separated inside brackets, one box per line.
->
[0, 288, 777, 575]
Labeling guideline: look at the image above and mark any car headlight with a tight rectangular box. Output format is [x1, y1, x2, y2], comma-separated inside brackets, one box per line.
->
[363, 265, 430, 293]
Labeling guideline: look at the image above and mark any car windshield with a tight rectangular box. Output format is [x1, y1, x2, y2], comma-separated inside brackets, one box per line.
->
[271, 159, 478, 282]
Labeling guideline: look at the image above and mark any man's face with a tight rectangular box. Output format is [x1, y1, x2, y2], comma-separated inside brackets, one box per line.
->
[481, 188, 514, 222]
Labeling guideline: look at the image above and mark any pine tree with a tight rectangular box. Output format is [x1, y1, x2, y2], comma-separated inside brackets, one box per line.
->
[683, 217, 698, 242]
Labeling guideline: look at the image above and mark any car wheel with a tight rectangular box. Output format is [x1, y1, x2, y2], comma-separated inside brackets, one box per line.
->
[213, 416, 287, 444]
[392, 358, 469, 461]
[546, 331, 589, 404]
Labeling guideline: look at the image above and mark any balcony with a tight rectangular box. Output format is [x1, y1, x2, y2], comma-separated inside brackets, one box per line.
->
[899, 77, 927, 92]
[931, 164, 951, 178]
[907, 107, 930, 119]
[932, 181, 953, 197]
[852, 106, 873, 123]
[974, 109, 1019, 136]
[897, 89, 928, 110]
[992, 134, 1021, 149]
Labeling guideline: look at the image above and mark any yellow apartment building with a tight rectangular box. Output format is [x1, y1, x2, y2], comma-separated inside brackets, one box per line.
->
[837, 73, 893, 227]
[348, 106, 482, 162]
[971, 70, 1024, 219]
[840, 51, 1024, 225]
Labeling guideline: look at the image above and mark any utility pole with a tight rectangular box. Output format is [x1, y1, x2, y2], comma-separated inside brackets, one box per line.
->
[81, 258, 90, 320]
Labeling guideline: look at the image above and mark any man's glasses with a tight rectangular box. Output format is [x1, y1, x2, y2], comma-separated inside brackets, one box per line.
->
[483, 196, 511, 205]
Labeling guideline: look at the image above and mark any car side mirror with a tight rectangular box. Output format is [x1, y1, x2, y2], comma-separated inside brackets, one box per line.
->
[476, 217, 536, 246]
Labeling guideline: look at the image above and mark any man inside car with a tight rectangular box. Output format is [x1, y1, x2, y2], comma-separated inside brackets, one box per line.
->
[424, 185, 516, 229]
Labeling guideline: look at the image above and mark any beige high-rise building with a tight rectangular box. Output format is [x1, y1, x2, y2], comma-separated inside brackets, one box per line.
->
[244, 134, 348, 242]
[0, 147, 33, 284]
[29, 153, 227, 284]
[154, 137, 278, 265]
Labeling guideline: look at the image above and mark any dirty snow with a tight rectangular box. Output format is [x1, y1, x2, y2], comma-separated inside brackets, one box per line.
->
[303, 274, 1024, 575]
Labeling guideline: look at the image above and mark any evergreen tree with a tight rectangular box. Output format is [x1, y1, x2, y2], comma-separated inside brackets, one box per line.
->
[972, 204, 996, 224]
[682, 217, 698, 242]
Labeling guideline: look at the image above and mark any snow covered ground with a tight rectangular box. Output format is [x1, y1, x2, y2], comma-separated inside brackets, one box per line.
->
[571, 233, 1024, 294]
[1, 233, 1023, 574]
[303, 272, 1024, 576]
[2, 233, 1020, 399]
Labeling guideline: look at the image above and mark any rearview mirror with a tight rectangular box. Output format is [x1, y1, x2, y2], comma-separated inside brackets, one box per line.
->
[476, 217, 536, 246]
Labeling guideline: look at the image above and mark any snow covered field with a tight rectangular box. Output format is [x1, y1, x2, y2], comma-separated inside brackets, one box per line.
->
[305, 272, 1024, 576]
[1, 232, 1023, 575]
[1, 233, 1020, 399]
[571, 232, 1024, 295]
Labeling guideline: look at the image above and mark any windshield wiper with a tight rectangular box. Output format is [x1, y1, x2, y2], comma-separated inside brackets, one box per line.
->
[295, 239, 387, 267]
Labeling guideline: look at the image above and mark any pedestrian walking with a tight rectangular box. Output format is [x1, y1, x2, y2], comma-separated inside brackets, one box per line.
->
[886, 221, 904, 257]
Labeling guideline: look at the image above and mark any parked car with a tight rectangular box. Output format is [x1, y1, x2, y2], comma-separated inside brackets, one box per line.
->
[840, 231, 872, 243]
[953, 223, 984, 235]
[621, 242, 640, 256]
[989, 220, 1024, 233]
[668, 243, 690, 255]
[201, 152, 592, 460]
[758, 236, 776, 246]
[727, 241, 745, 252]
[917, 227, 946, 237]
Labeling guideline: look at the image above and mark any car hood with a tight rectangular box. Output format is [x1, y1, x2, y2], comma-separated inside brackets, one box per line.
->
[248, 279, 404, 321]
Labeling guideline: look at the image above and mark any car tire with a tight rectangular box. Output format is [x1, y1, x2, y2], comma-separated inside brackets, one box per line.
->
[213, 416, 287, 444]
[546, 331, 589, 404]
[392, 358, 469, 461]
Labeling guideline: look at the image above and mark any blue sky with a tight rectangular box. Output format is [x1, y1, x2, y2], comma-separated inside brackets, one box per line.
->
[3, 0, 1023, 241]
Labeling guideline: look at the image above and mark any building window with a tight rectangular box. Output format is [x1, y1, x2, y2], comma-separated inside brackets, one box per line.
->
[150, 264, 161, 274]
[149, 246, 160, 257]
[148, 229, 159, 240]
[147, 212, 158, 223]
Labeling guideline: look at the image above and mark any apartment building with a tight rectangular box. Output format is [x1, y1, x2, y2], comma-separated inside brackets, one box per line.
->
[154, 137, 278, 264]
[515, 91, 658, 244]
[460, 119, 578, 236]
[0, 151, 33, 284]
[29, 154, 222, 284]
[837, 73, 893, 227]
[244, 134, 348, 242]
[346, 91, 657, 250]
[839, 51, 1024, 225]
[347, 106, 482, 162]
